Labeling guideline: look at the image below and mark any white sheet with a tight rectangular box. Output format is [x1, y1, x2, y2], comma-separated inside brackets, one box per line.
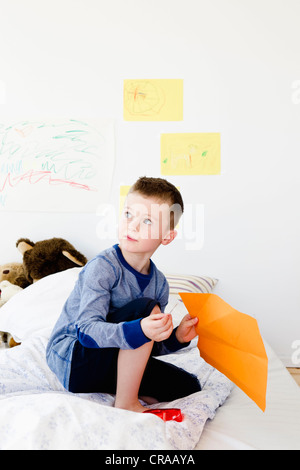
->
[2, 337, 300, 451]
[0, 333, 232, 450]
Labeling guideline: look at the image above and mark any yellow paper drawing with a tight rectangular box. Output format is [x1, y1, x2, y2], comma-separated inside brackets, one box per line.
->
[119, 185, 131, 216]
[123, 79, 183, 121]
[161, 133, 221, 175]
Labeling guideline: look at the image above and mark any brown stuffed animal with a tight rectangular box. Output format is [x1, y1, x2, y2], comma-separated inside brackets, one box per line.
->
[0, 280, 23, 348]
[16, 238, 88, 283]
[0, 262, 31, 288]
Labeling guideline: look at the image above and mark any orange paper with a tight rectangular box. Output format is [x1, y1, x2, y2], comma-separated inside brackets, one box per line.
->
[179, 293, 268, 411]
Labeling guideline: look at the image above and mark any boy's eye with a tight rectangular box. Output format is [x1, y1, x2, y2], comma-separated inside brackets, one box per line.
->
[124, 211, 132, 219]
[144, 218, 152, 225]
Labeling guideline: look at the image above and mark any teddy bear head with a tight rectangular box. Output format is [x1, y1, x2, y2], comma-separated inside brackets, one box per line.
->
[16, 237, 87, 283]
[0, 263, 31, 289]
[0, 280, 23, 307]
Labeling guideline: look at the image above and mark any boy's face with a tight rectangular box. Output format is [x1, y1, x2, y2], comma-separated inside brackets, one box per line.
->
[118, 191, 177, 255]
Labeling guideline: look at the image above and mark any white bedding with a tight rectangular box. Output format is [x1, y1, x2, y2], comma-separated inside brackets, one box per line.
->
[0, 268, 299, 450]
[0, 334, 232, 450]
[0, 269, 233, 450]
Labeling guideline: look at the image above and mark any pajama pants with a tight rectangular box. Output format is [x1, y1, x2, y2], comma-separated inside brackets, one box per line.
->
[68, 297, 201, 402]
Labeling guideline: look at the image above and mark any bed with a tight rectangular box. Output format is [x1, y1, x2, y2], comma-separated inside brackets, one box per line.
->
[0, 268, 299, 450]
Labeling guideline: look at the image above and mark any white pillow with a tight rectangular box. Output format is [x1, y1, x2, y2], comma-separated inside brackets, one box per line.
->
[0, 268, 81, 343]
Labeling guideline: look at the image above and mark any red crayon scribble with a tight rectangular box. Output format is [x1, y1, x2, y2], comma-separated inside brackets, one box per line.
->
[0, 170, 97, 193]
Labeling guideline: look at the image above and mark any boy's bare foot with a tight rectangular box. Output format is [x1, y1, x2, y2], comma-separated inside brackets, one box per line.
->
[139, 395, 159, 405]
[114, 399, 149, 413]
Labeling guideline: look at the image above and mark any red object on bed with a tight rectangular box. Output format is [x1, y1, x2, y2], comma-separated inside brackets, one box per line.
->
[143, 408, 184, 422]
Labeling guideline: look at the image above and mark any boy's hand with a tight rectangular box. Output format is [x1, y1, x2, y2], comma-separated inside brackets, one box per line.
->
[141, 312, 173, 342]
[176, 314, 199, 344]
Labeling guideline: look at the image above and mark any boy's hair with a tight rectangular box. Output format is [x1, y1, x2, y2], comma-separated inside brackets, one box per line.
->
[128, 176, 184, 230]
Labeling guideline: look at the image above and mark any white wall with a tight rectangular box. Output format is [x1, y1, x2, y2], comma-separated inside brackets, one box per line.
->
[0, 0, 299, 365]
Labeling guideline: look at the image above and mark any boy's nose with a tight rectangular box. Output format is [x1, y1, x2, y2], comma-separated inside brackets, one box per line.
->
[129, 219, 139, 231]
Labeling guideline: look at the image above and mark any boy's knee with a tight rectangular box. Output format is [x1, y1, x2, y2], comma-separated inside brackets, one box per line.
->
[139, 298, 161, 319]
[107, 297, 160, 323]
[149, 304, 161, 315]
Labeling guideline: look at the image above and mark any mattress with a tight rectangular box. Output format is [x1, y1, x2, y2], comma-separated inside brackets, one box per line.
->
[196, 340, 300, 450]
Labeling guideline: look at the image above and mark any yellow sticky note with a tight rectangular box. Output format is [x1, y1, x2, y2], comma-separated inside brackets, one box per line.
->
[119, 185, 131, 215]
[161, 133, 221, 175]
[124, 79, 183, 121]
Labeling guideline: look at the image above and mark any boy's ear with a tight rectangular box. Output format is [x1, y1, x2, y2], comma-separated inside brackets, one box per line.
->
[161, 230, 177, 246]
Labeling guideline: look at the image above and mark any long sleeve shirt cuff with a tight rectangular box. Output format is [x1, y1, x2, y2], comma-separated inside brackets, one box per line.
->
[122, 318, 151, 349]
[162, 327, 191, 352]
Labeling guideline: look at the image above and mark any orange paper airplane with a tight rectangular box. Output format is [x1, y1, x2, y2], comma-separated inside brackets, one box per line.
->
[179, 293, 268, 411]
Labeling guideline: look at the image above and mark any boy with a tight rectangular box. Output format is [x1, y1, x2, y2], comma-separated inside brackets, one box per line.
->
[46, 176, 200, 414]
